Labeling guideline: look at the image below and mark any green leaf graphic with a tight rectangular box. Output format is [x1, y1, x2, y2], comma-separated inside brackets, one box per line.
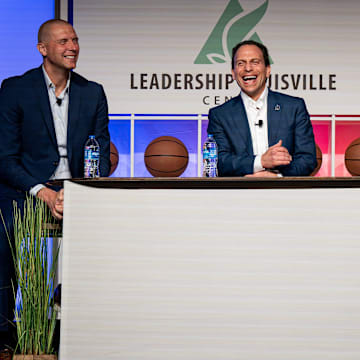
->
[194, 0, 273, 65]
[207, 53, 227, 64]
[194, 0, 243, 64]
[226, 0, 269, 60]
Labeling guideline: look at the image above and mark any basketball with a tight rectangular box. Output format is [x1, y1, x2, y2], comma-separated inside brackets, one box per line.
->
[109, 141, 119, 176]
[310, 144, 322, 176]
[144, 136, 189, 177]
[345, 137, 360, 176]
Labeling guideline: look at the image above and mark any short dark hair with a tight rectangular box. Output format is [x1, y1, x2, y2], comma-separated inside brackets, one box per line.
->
[231, 40, 270, 69]
[38, 19, 72, 43]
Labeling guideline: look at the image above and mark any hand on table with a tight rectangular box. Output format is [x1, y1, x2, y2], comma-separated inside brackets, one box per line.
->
[245, 171, 279, 178]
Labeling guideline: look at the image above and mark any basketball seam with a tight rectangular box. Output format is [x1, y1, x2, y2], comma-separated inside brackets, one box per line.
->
[346, 143, 360, 152]
[147, 139, 187, 152]
[144, 154, 188, 158]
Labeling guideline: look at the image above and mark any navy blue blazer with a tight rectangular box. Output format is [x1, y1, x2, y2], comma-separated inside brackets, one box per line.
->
[0, 66, 110, 196]
[207, 89, 317, 176]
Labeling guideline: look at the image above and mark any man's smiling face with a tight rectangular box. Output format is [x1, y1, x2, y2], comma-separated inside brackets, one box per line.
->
[232, 44, 270, 101]
[38, 22, 79, 72]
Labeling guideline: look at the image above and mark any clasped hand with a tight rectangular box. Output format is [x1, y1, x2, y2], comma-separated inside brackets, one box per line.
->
[245, 140, 291, 178]
[261, 140, 291, 169]
[37, 188, 64, 220]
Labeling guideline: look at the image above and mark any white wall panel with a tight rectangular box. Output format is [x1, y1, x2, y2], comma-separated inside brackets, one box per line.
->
[73, 0, 360, 114]
[60, 181, 360, 359]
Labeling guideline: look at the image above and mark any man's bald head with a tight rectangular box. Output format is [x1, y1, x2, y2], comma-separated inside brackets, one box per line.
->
[38, 19, 73, 43]
[37, 19, 79, 74]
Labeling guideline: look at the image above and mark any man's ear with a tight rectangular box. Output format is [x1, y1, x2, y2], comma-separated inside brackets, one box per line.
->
[37, 43, 47, 57]
[231, 69, 236, 81]
[266, 65, 271, 79]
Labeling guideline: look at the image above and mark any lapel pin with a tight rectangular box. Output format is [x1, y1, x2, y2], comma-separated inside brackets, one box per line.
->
[274, 104, 281, 111]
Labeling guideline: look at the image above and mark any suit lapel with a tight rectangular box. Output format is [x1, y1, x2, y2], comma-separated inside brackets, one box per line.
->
[267, 90, 282, 146]
[67, 74, 81, 162]
[34, 67, 58, 148]
[231, 95, 253, 153]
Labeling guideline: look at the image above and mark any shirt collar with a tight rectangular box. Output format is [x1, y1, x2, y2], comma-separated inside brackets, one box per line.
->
[42, 65, 71, 94]
[241, 87, 268, 111]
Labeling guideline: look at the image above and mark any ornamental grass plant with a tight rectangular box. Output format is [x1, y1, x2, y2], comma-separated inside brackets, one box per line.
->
[10, 196, 60, 356]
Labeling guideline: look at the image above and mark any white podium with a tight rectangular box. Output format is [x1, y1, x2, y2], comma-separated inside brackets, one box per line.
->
[59, 178, 360, 360]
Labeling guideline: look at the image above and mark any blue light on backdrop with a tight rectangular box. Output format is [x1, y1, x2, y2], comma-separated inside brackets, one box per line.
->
[0, 0, 56, 316]
[0, 0, 54, 83]
[0, 0, 206, 178]
[134, 119, 198, 177]
[108, 120, 131, 177]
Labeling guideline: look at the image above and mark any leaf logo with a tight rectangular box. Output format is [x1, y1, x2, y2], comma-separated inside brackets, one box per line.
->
[194, 0, 272, 65]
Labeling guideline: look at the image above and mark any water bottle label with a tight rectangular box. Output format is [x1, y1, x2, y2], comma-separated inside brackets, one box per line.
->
[209, 148, 217, 158]
[85, 147, 99, 159]
[203, 149, 210, 159]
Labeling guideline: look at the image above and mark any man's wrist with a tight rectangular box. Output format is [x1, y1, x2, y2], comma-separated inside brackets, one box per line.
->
[254, 155, 265, 173]
[30, 184, 46, 197]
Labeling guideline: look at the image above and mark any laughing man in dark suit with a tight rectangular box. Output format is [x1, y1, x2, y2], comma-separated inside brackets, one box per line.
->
[208, 40, 316, 177]
[0, 19, 110, 351]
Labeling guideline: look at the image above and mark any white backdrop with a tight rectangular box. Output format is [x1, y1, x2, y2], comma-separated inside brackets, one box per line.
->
[73, 0, 360, 114]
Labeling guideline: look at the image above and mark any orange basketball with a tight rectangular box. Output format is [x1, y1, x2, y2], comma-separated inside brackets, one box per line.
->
[144, 136, 189, 177]
[109, 141, 119, 176]
[345, 137, 360, 176]
[310, 144, 322, 176]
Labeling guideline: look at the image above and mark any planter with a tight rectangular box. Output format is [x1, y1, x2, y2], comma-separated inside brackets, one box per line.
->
[11, 198, 60, 358]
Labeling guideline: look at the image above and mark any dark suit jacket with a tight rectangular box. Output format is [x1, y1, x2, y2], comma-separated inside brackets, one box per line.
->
[207, 89, 317, 176]
[0, 66, 110, 332]
[0, 66, 110, 197]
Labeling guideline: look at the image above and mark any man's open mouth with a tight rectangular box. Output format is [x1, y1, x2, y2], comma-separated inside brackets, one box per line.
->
[243, 76, 257, 81]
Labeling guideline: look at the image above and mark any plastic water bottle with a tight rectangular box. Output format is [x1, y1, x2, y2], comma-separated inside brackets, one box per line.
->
[84, 135, 100, 178]
[203, 134, 218, 177]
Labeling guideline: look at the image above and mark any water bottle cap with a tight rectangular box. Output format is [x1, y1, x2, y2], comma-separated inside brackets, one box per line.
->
[208, 134, 213, 138]
[89, 135, 95, 139]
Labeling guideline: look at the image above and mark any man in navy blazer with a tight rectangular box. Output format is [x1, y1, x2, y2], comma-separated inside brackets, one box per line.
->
[208, 40, 316, 177]
[0, 19, 110, 350]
